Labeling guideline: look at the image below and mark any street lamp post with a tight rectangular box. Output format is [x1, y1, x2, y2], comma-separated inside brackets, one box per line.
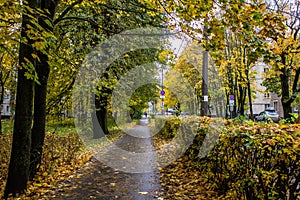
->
[201, 24, 209, 116]
[161, 67, 164, 115]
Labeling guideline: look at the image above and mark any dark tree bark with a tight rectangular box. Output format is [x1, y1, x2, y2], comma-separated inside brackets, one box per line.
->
[4, 1, 36, 197]
[280, 63, 291, 118]
[30, 52, 49, 179]
[92, 111, 103, 139]
[29, 0, 59, 180]
[247, 80, 253, 118]
[278, 52, 300, 119]
[5, 0, 60, 196]
[4, 66, 34, 199]
[93, 97, 109, 139]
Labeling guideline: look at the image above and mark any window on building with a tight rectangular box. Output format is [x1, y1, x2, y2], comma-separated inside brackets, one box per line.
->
[6, 105, 9, 112]
[265, 104, 270, 109]
[264, 93, 270, 98]
[4, 94, 9, 100]
[274, 102, 278, 111]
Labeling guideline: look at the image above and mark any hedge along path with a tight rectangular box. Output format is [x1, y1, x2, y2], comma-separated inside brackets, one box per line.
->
[153, 116, 300, 200]
[45, 121, 163, 200]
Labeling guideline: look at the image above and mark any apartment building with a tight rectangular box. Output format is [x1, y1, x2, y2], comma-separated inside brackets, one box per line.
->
[251, 60, 284, 117]
[1, 90, 12, 118]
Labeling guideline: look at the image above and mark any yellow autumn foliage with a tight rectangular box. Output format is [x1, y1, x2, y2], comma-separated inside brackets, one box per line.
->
[155, 116, 300, 199]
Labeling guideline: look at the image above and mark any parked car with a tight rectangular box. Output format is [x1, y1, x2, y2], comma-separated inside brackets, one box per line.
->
[255, 107, 280, 122]
[180, 112, 189, 117]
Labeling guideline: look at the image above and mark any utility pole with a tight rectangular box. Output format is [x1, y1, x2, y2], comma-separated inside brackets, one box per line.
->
[161, 67, 164, 115]
[201, 24, 209, 116]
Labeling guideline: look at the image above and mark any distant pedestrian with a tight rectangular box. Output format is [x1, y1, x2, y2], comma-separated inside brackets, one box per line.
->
[144, 112, 148, 118]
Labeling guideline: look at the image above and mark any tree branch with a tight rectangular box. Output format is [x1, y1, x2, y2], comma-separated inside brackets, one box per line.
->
[292, 67, 300, 93]
[53, 0, 84, 25]
[245, 1, 300, 20]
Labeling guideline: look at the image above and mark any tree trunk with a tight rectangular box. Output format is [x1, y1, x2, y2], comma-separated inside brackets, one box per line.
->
[4, 69, 34, 198]
[93, 97, 109, 139]
[29, 52, 50, 180]
[4, 4, 35, 194]
[280, 70, 292, 118]
[29, 0, 58, 180]
[247, 80, 253, 119]
[238, 85, 246, 115]
[96, 106, 109, 136]
[92, 111, 102, 139]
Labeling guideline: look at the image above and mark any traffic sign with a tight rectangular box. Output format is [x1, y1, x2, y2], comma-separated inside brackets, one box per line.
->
[229, 94, 234, 100]
[160, 90, 165, 95]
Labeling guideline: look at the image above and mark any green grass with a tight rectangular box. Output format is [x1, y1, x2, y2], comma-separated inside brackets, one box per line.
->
[1, 120, 13, 134]
[46, 118, 77, 135]
[1, 117, 138, 149]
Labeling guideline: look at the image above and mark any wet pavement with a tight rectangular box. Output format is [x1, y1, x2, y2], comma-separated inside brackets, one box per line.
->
[50, 119, 162, 200]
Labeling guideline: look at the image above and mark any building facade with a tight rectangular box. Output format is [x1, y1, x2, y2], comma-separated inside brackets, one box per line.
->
[251, 60, 284, 117]
[1, 90, 12, 118]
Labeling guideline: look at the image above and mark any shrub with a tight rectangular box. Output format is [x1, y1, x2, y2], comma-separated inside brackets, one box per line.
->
[198, 123, 300, 199]
[154, 116, 181, 139]
[156, 116, 300, 199]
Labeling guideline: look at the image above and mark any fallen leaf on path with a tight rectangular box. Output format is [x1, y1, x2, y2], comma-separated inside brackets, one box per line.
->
[110, 182, 116, 186]
[138, 191, 148, 195]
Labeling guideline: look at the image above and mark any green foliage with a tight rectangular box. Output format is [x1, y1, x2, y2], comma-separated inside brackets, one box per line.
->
[232, 114, 250, 124]
[157, 116, 300, 199]
[0, 120, 13, 135]
[47, 0, 166, 116]
[184, 116, 212, 161]
[154, 116, 181, 139]
[46, 118, 76, 135]
[279, 113, 299, 125]
[197, 123, 300, 199]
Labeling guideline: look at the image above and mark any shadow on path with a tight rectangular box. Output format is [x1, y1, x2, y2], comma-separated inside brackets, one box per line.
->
[50, 120, 162, 200]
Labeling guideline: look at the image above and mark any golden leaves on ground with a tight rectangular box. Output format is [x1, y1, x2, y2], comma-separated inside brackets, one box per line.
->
[159, 156, 217, 200]
[0, 134, 12, 197]
[0, 133, 91, 199]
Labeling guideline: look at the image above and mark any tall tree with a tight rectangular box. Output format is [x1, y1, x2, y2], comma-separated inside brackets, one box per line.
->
[262, 0, 300, 118]
[30, 0, 60, 179]
[4, 0, 37, 197]
[146, 0, 297, 118]
[5, 0, 60, 197]
[44, 0, 166, 137]
[92, 0, 165, 137]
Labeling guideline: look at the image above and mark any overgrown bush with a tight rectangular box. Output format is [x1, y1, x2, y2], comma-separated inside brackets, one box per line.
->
[154, 116, 182, 139]
[198, 123, 300, 199]
[157, 116, 300, 199]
